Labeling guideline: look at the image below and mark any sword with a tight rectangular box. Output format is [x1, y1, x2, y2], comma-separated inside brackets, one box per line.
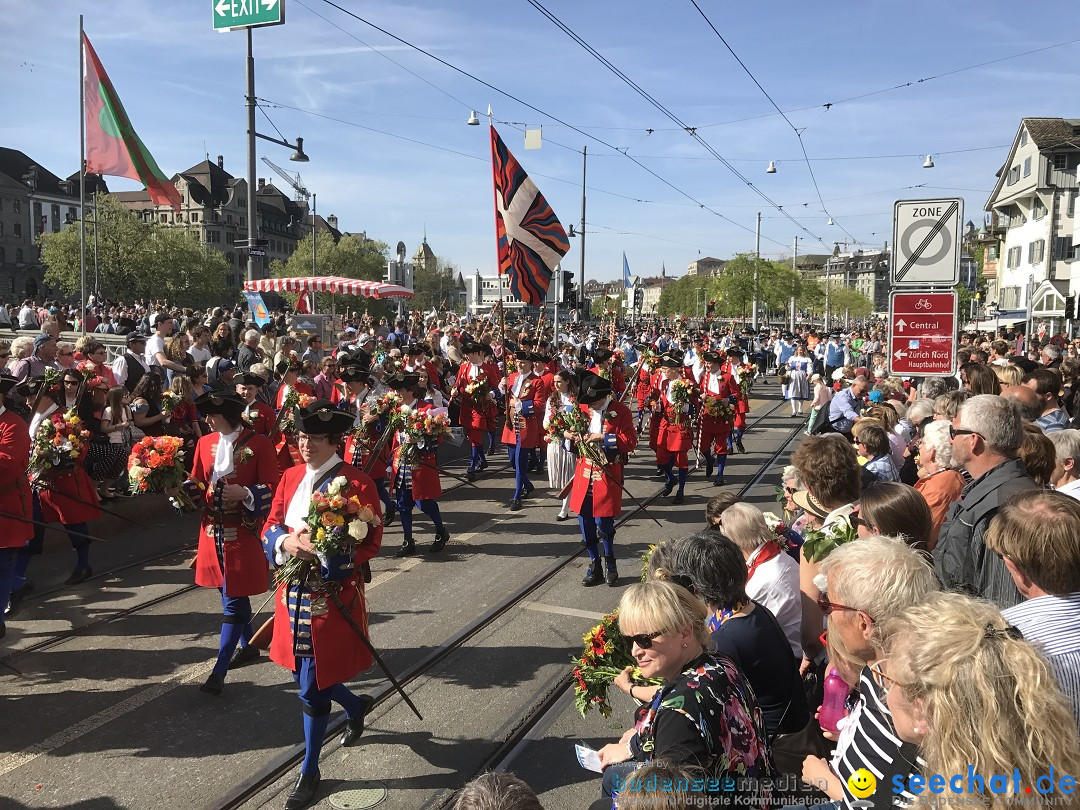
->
[328, 588, 424, 720]
[0, 508, 113, 544]
[31, 480, 153, 529]
[573, 437, 663, 528]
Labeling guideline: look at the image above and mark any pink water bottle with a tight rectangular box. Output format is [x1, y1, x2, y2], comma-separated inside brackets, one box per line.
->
[818, 667, 850, 734]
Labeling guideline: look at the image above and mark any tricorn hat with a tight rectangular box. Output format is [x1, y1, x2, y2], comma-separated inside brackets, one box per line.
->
[296, 400, 355, 435]
[578, 371, 612, 406]
[194, 390, 246, 417]
[235, 371, 266, 388]
[338, 364, 370, 384]
[386, 372, 420, 391]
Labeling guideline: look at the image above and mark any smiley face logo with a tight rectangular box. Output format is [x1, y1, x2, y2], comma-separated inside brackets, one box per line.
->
[847, 768, 877, 799]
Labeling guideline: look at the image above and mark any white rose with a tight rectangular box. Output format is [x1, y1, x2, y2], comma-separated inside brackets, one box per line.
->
[328, 476, 348, 495]
[348, 519, 369, 541]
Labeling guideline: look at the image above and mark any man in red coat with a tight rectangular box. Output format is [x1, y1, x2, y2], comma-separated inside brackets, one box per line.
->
[181, 390, 278, 694]
[655, 355, 693, 504]
[501, 351, 547, 511]
[0, 373, 33, 635]
[569, 372, 638, 586]
[388, 373, 449, 556]
[454, 342, 497, 480]
[339, 363, 396, 524]
[261, 401, 382, 810]
[697, 351, 740, 486]
[235, 372, 276, 437]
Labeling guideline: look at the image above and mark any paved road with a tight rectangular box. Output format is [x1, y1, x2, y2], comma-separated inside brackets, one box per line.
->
[0, 387, 804, 810]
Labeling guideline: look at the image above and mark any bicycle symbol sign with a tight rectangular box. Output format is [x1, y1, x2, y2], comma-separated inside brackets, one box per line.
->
[891, 198, 963, 287]
[914, 298, 932, 310]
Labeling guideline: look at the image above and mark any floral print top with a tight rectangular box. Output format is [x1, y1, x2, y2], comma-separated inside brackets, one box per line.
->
[632, 651, 774, 787]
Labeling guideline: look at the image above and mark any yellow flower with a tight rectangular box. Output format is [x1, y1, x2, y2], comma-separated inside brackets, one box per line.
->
[316, 527, 326, 542]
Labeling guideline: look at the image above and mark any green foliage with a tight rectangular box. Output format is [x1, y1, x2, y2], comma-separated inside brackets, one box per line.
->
[271, 232, 390, 318]
[39, 193, 228, 307]
[590, 294, 619, 317]
[412, 256, 464, 313]
[657, 274, 709, 316]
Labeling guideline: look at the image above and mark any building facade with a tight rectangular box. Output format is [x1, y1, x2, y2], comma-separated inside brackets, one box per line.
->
[687, 256, 727, 277]
[985, 118, 1080, 332]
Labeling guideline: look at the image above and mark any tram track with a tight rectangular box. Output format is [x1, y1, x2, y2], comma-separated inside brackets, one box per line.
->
[208, 395, 796, 810]
[0, 458, 511, 667]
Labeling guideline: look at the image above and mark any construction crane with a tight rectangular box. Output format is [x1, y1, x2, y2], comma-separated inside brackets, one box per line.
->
[261, 156, 309, 201]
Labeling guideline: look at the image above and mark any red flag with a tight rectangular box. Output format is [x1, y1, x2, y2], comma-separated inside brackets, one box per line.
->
[82, 33, 181, 211]
[490, 126, 569, 305]
[295, 292, 312, 314]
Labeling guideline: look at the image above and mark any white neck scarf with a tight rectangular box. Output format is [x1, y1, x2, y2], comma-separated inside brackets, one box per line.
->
[212, 427, 242, 486]
[284, 453, 342, 533]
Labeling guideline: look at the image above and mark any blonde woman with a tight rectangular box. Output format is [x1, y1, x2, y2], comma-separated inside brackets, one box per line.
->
[879, 592, 1080, 806]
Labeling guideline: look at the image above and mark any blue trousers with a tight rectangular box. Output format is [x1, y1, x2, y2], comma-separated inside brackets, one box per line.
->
[22, 497, 90, 575]
[396, 486, 444, 540]
[212, 591, 253, 678]
[0, 548, 18, 628]
[507, 441, 533, 500]
[577, 487, 615, 559]
[373, 477, 395, 520]
[291, 656, 368, 775]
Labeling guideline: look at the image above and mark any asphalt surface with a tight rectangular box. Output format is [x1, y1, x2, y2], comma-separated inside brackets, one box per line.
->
[0, 386, 805, 810]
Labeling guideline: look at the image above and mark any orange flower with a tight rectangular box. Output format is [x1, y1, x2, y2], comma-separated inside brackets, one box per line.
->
[147, 455, 162, 468]
[320, 511, 337, 527]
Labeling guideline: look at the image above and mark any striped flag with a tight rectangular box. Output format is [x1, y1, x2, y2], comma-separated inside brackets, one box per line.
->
[490, 126, 569, 305]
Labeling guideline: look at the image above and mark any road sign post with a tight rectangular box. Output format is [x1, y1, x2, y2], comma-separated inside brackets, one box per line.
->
[888, 291, 958, 376]
[891, 198, 963, 287]
[213, 0, 284, 31]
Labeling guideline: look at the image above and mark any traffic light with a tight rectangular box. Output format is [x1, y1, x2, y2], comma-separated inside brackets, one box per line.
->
[634, 287, 644, 309]
[562, 271, 574, 304]
[1066, 295, 1076, 320]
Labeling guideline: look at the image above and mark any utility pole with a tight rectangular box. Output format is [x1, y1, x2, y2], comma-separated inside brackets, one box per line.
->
[752, 211, 761, 330]
[578, 146, 587, 322]
[789, 236, 797, 333]
[245, 28, 257, 285]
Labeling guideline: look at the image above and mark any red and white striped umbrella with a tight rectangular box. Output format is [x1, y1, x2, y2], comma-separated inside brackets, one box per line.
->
[244, 276, 414, 299]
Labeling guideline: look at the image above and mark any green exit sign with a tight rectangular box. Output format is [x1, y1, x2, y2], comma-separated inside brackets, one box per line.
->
[213, 0, 284, 31]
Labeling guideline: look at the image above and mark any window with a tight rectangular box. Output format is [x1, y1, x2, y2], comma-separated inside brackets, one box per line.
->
[1021, 130, 1029, 146]
[12, 200, 19, 213]
[1008, 165, 1021, 185]
[988, 245, 999, 260]
[0, 222, 4, 237]
[160, 214, 168, 223]
[1052, 236, 1075, 260]
[227, 214, 233, 225]
[226, 253, 234, 265]
[15, 249, 23, 264]
[206, 230, 220, 243]
[13, 223, 20, 238]
[239, 217, 244, 227]
[191, 212, 199, 223]
[1024, 157, 1032, 177]
[226, 232, 234, 244]
[1032, 198, 1047, 220]
[1070, 192, 1077, 218]
[1028, 239, 1045, 265]
[1001, 287, 1021, 309]
[67, 207, 76, 222]
[0, 247, 4, 264]
[1007, 246, 1022, 269]
[1054, 154, 1069, 171]
[227, 274, 235, 286]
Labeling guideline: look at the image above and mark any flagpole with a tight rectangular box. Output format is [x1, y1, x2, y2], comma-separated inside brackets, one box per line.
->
[487, 107, 505, 339]
[78, 15, 87, 334]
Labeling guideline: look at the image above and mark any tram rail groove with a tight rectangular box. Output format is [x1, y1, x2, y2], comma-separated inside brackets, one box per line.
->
[209, 396, 795, 810]
[2, 461, 511, 666]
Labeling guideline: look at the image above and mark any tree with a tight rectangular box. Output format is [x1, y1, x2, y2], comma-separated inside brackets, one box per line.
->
[269, 232, 389, 318]
[591, 294, 618, 317]
[411, 256, 464, 314]
[657, 274, 709, 316]
[39, 193, 228, 307]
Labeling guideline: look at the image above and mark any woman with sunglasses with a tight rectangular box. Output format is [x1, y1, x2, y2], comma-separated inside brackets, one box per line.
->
[594, 579, 773, 807]
[878, 593, 1080, 805]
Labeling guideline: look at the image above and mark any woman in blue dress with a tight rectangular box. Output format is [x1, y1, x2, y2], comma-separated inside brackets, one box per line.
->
[786, 344, 812, 416]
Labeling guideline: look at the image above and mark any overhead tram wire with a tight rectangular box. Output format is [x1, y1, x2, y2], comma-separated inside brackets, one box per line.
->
[309, 0, 793, 251]
[523, 0, 834, 252]
[687, 0, 858, 246]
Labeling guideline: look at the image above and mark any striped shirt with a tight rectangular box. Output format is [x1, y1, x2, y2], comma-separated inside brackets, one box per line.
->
[833, 667, 924, 809]
[1003, 593, 1080, 734]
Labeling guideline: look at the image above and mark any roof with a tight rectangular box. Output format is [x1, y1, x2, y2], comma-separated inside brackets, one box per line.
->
[1023, 118, 1080, 150]
[693, 256, 724, 264]
[177, 158, 235, 207]
[110, 190, 154, 206]
[0, 147, 76, 197]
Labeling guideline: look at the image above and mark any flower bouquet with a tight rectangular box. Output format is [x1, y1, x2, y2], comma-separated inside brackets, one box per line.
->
[127, 435, 198, 511]
[571, 609, 661, 718]
[801, 513, 857, 563]
[275, 475, 382, 586]
[160, 391, 180, 420]
[503, 355, 518, 374]
[545, 404, 589, 445]
[463, 378, 490, 403]
[278, 389, 317, 436]
[371, 391, 402, 416]
[668, 378, 693, 425]
[398, 409, 452, 468]
[702, 395, 735, 421]
[28, 409, 91, 483]
[761, 511, 802, 554]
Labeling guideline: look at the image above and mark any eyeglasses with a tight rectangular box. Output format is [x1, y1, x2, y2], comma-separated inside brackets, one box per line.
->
[63, 380, 79, 386]
[869, 659, 907, 695]
[624, 630, 664, 649]
[948, 426, 983, 441]
[58, 351, 73, 357]
[816, 594, 871, 621]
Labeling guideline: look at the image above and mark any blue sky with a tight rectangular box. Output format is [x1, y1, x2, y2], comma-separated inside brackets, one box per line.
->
[3, 0, 1079, 282]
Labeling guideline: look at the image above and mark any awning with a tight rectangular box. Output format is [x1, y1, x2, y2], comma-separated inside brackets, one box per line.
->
[244, 276, 414, 299]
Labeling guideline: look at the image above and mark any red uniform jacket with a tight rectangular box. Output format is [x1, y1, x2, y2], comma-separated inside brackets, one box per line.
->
[455, 362, 500, 432]
[343, 410, 392, 481]
[611, 367, 627, 400]
[635, 362, 654, 407]
[391, 400, 442, 500]
[185, 429, 279, 596]
[657, 378, 694, 452]
[242, 400, 277, 437]
[263, 462, 383, 689]
[33, 406, 102, 525]
[569, 399, 638, 518]
[0, 409, 33, 548]
[500, 372, 547, 449]
[275, 381, 315, 410]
